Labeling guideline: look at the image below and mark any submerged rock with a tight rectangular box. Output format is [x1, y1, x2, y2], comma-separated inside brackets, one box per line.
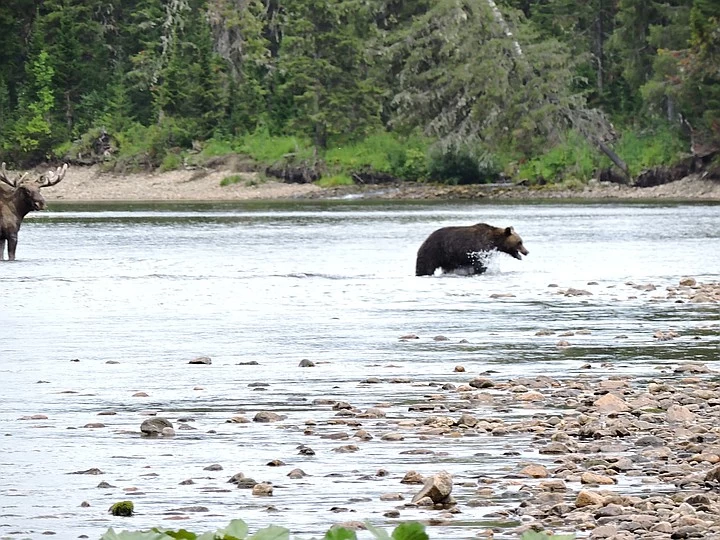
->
[140, 417, 174, 437]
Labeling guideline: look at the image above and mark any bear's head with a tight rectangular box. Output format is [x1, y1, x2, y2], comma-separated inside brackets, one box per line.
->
[499, 226, 529, 260]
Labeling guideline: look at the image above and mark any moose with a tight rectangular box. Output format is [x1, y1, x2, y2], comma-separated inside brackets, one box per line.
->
[0, 162, 68, 261]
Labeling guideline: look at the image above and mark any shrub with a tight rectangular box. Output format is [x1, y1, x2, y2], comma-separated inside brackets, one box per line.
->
[613, 125, 686, 175]
[427, 143, 500, 184]
[220, 174, 244, 186]
[159, 151, 182, 172]
[517, 132, 596, 185]
[236, 127, 313, 163]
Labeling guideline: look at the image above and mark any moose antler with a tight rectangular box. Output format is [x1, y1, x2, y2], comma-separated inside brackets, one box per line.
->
[37, 163, 68, 188]
[0, 162, 31, 188]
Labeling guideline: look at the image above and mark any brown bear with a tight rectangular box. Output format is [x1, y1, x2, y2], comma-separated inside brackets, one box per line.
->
[415, 223, 529, 276]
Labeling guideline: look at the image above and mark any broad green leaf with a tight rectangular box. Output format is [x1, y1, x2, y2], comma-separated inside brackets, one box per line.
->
[163, 530, 198, 539]
[101, 530, 172, 540]
[220, 519, 250, 539]
[247, 525, 290, 540]
[364, 522, 391, 540]
[323, 527, 357, 540]
[391, 522, 428, 540]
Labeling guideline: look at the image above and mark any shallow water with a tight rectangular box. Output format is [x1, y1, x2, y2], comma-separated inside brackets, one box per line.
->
[1, 199, 719, 539]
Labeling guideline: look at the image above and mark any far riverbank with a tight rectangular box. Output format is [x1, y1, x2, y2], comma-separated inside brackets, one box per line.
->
[32, 164, 720, 203]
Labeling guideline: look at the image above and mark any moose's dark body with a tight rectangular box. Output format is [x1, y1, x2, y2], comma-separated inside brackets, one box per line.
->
[0, 163, 67, 261]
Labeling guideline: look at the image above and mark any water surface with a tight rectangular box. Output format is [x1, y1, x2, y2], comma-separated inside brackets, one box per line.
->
[1, 199, 719, 539]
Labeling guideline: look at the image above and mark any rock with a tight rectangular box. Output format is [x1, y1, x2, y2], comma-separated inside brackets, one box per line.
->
[590, 525, 618, 538]
[635, 435, 666, 447]
[680, 277, 697, 286]
[704, 466, 720, 482]
[140, 417, 173, 436]
[380, 493, 404, 501]
[298, 359, 315, 367]
[253, 411, 286, 422]
[401, 471, 425, 484]
[287, 468, 306, 479]
[333, 444, 359, 453]
[576, 490, 605, 507]
[252, 483, 273, 496]
[469, 377, 494, 388]
[667, 404, 697, 423]
[227, 472, 245, 484]
[108, 501, 134, 516]
[457, 413, 478, 427]
[411, 471, 453, 504]
[188, 356, 212, 364]
[581, 472, 616, 485]
[519, 464, 549, 478]
[594, 393, 631, 414]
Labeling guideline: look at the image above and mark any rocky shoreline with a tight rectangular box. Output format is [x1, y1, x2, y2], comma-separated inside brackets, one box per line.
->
[38, 164, 720, 203]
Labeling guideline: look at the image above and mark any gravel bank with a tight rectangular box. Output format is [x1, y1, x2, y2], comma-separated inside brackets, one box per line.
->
[33, 165, 720, 203]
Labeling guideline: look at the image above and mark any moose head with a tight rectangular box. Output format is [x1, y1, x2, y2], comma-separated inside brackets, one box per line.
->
[0, 162, 68, 261]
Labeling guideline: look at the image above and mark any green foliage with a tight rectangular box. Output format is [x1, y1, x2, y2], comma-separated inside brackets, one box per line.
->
[10, 49, 55, 159]
[201, 139, 236, 159]
[427, 144, 500, 185]
[220, 174, 244, 187]
[101, 519, 432, 540]
[517, 133, 596, 183]
[236, 128, 313, 163]
[108, 501, 134, 517]
[613, 126, 687, 175]
[159, 152, 183, 172]
[316, 174, 354, 187]
[325, 132, 429, 179]
[0, 0, 712, 171]
[274, 0, 383, 147]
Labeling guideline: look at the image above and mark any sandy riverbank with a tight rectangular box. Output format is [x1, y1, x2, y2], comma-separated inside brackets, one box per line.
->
[33, 164, 720, 202]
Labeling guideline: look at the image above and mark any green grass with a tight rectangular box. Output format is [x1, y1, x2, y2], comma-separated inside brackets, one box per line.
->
[220, 174, 244, 186]
[315, 174, 354, 187]
[235, 128, 314, 163]
[613, 126, 686, 175]
[325, 132, 429, 178]
[200, 138, 235, 158]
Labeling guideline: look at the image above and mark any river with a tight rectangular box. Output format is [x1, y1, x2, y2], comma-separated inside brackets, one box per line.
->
[1, 199, 719, 539]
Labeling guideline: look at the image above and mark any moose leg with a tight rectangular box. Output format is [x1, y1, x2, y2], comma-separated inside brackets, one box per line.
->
[0, 238, 5, 260]
[6, 235, 17, 261]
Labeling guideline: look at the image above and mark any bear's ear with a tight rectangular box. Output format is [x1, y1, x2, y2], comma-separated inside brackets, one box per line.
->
[504, 227, 514, 236]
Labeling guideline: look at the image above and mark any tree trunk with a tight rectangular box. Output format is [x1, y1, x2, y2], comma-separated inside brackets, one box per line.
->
[597, 140, 629, 178]
[483, 0, 522, 57]
[595, 3, 604, 95]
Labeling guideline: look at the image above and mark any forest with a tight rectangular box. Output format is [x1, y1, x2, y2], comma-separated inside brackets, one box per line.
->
[0, 0, 717, 186]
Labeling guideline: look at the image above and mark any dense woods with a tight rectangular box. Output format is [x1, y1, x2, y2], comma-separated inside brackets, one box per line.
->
[0, 0, 717, 184]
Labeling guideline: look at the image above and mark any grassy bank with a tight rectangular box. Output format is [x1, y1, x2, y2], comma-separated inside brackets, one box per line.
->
[70, 124, 689, 189]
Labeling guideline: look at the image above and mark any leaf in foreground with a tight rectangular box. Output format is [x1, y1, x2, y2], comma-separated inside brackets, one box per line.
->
[391, 522, 428, 540]
[323, 526, 357, 540]
[248, 525, 290, 540]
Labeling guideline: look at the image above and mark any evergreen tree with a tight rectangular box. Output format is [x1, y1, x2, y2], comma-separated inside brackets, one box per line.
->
[274, 0, 384, 148]
[8, 50, 55, 161]
[390, 0, 584, 157]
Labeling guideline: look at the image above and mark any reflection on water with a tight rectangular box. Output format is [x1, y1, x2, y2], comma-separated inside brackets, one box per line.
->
[1, 200, 719, 539]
